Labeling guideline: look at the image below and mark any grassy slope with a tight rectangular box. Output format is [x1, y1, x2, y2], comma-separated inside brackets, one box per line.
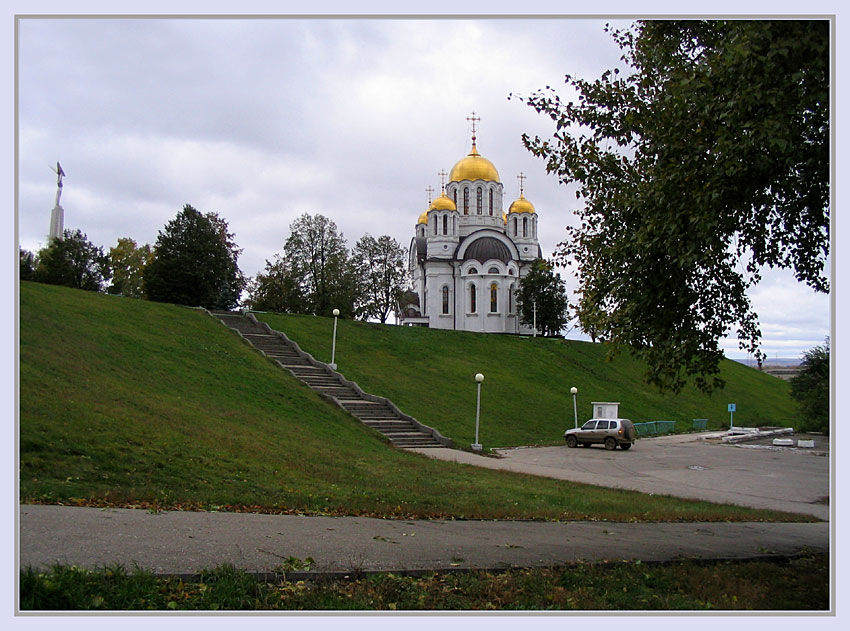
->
[255, 312, 796, 449]
[19, 282, 807, 522]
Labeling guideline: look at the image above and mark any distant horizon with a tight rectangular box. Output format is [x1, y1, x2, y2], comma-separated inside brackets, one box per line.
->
[730, 357, 803, 367]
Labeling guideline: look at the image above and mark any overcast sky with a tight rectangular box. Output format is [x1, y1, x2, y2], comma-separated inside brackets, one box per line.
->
[14, 7, 833, 361]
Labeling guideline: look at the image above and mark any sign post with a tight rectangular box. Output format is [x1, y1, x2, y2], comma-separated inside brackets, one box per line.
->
[728, 403, 736, 430]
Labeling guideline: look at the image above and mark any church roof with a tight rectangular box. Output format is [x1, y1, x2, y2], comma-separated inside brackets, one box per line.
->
[508, 194, 536, 214]
[449, 142, 500, 183]
[430, 192, 457, 211]
[462, 237, 512, 264]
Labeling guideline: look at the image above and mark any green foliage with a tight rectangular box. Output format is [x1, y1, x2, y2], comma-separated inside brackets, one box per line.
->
[257, 311, 797, 450]
[283, 213, 357, 317]
[245, 255, 305, 313]
[20, 282, 801, 523]
[790, 338, 830, 433]
[516, 20, 829, 393]
[351, 234, 408, 323]
[20, 247, 37, 281]
[107, 237, 152, 298]
[144, 205, 245, 309]
[21, 555, 828, 610]
[515, 258, 569, 336]
[34, 229, 110, 292]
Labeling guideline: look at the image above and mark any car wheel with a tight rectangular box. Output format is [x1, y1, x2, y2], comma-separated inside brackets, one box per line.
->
[604, 437, 617, 451]
[566, 435, 578, 448]
[620, 443, 632, 450]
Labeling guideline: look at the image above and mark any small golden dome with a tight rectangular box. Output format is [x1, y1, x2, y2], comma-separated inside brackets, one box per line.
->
[430, 192, 457, 211]
[508, 195, 536, 214]
[502, 212, 507, 225]
[417, 211, 429, 225]
[449, 143, 500, 183]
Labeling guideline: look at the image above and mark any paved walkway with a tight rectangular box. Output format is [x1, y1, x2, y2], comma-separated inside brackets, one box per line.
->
[19, 505, 828, 577]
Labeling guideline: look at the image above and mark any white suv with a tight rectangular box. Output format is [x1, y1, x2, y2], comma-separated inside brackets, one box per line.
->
[564, 418, 637, 450]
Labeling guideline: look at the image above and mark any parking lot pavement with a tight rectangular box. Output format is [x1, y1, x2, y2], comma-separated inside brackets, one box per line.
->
[409, 432, 830, 520]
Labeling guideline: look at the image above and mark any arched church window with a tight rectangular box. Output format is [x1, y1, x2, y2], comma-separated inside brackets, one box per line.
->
[513, 217, 518, 236]
[442, 286, 450, 314]
[453, 189, 457, 205]
[508, 268, 515, 275]
[443, 215, 448, 235]
[477, 187, 482, 214]
[433, 216, 438, 235]
[489, 189, 494, 215]
[468, 267, 478, 275]
[488, 267, 499, 274]
[490, 283, 498, 313]
[523, 217, 528, 238]
[463, 188, 469, 215]
[509, 283, 515, 312]
[469, 284, 477, 313]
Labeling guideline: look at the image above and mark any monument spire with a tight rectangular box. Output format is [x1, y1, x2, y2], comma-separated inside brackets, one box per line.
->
[48, 162, 66, 241]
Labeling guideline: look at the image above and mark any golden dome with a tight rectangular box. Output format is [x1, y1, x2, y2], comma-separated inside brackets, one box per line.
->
[417, 210, 429, 225]
[449, 143, 500, 183]
[508, 195, 536, 214]
[502, 212, 508, 225]
[430, 192, 457, 211]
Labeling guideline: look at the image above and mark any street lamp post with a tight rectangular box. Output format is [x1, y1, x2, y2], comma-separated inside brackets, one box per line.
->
[533, 300, 537, 337]
[472, 373, 484, 451]
[329, 308, 340, 370]
[570, 386, 578, 428]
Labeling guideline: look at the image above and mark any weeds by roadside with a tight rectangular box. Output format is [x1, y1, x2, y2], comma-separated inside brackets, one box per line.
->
[20, 554, 828, 611]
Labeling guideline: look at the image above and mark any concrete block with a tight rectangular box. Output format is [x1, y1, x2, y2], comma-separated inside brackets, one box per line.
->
[772, 438, 794, 446]
[797, 439, 815, 448]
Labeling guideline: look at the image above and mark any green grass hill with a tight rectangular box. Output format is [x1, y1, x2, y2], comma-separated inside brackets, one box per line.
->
[255, 312, 796, 449]
[19, 282, 805, 522]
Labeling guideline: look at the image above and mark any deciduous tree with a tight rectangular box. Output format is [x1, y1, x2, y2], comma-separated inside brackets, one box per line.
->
[34, 229, 111, 292]
[20, 248, 37, 281]
[515, 20, 829, 392]
[245, 255, 305, 313]
[515, 259, 569, 337]
[283, 213, 356, 317]
[790, 338, 829, 434]
[351, 234, 408, 323]
[107, 238, 152, 298]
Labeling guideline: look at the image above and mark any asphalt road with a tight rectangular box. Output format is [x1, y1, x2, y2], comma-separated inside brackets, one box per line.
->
[19, 504, 828, 577]
[411, 432, 830, 520]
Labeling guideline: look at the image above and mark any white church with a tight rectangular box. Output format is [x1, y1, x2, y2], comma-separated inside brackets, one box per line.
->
[400, 117, 542, 334]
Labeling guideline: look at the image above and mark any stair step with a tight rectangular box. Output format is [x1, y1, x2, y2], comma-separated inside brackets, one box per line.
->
[390, 438, 443, 447]
[213, 312, 450, 450]
[301, 379, 343, 386]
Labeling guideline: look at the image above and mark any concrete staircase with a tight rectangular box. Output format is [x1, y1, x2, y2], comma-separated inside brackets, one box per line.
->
[210, 311, 451, 449]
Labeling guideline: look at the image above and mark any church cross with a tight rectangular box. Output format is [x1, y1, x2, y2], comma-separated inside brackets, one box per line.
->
[466, 111, 480, 143]
[438, 169, 448, 192]
[517, 172, 526, 197]
[426, 185, 435, 205]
